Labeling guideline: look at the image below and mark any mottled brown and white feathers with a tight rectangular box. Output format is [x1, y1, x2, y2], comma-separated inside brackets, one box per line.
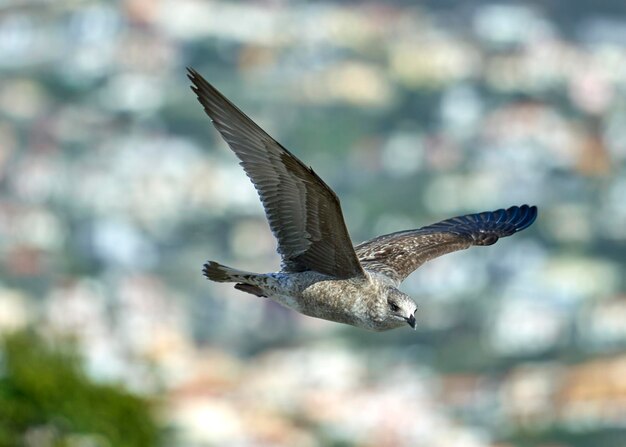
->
[355, 205, 538, 284]
[189, 68, 538, 331]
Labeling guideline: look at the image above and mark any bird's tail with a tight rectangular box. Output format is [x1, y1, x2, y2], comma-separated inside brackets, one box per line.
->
[203, 261, 255, 282]
[202, 261, 266, 297]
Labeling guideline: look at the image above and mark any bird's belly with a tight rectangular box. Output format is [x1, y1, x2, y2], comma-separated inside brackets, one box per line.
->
[265, 273, 374, 328]
[297, 281, 364, 326]
[266, 287, 354, 325]
[270, 293, 303, 312]
[270, 292, 350, 322]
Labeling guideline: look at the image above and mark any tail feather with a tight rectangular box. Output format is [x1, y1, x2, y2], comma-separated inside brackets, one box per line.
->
[203, 261, 267, 297]
[203, 261, 256, 282]
[234, 283, 266, 297]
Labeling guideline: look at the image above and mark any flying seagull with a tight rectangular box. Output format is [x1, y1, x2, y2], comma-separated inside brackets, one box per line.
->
[188, 68, 537, 331]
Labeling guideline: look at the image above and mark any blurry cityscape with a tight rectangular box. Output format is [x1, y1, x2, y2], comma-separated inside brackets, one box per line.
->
[1, 0, 626, 446]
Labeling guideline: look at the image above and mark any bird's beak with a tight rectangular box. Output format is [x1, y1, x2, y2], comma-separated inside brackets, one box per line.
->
[406, 314, 416, 330]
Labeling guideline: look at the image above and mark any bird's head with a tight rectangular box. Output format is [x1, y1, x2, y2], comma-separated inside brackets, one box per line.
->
[383, 288, 418, 330]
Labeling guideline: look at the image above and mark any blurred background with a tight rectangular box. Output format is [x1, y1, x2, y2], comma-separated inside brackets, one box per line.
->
[1, 0, 626, 446]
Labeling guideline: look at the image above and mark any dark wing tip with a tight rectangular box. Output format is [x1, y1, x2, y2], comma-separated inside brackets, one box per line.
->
[187, 67, 211, 96]
[186, 67, 238, 131]
[472, 204, 538, 245]
[503, 204, 538, 233]
[187, 67, 218, 101]
[513, 204, 538, 232]
[187, 66, 199, 85]
[187, 66, 201, 81]
[420, 205, 538, 246]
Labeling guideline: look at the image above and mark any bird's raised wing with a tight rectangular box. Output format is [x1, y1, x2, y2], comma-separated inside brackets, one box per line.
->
[188, 68, 363, 279]
[356, 205, 537, 284]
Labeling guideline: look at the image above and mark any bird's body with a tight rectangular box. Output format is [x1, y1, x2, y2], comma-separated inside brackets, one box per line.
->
[206, 264, 403, 330]
[188, 68, 538, 331]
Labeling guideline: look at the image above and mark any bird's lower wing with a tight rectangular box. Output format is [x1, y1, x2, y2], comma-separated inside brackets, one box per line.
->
[355, 205, 538, 284]
[188, 68, 363, 279]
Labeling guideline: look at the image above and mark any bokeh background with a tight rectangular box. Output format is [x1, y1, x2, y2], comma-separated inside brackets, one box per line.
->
[1, 1, 626, 446]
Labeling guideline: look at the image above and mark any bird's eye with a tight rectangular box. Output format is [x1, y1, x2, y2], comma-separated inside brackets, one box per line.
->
[389, 303, 400, 312]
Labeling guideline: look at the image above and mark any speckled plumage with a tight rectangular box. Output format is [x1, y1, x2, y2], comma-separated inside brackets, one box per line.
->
[189, 68, 538, 331]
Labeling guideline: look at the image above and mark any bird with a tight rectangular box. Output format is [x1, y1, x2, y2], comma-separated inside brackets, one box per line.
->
[188, 67, 538, 332]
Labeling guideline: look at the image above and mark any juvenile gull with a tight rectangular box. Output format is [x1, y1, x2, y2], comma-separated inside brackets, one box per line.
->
[188, 68, 538, 331]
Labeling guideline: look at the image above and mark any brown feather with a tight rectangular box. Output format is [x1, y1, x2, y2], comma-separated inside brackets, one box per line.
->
[188, 68, 364, 279]
[356, 205, 538, 284]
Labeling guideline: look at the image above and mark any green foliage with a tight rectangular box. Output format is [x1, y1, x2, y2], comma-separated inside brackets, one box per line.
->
[0, 330, 161, 447]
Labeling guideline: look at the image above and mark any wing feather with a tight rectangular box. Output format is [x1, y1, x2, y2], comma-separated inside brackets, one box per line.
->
[188, 68, 363, 278]
[356, 205, 538, 283]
